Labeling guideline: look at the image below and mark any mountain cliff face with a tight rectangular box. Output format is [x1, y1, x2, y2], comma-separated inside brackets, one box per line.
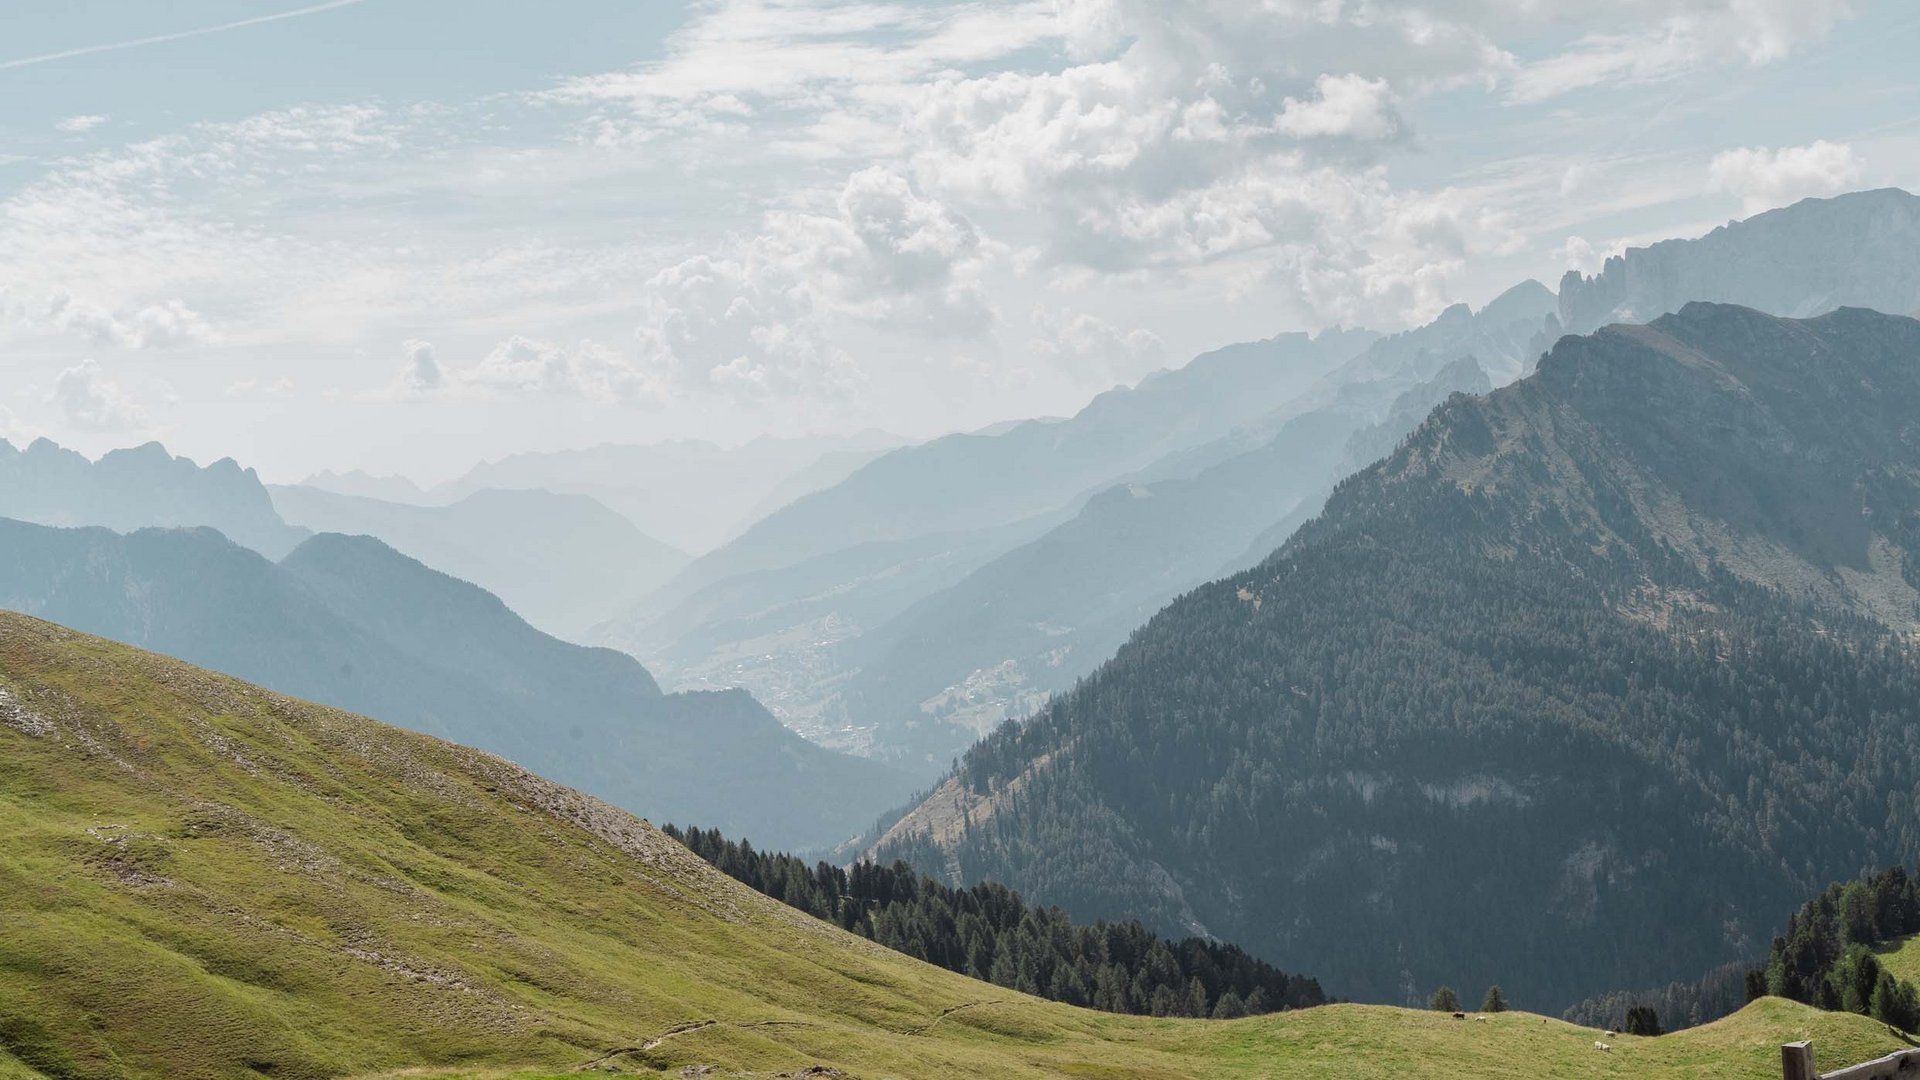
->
[1556, 189, 1920, 338]
[875, 305, 1920, 1009]
[0, 438, 308, 558]
[0, 521, 913, 850]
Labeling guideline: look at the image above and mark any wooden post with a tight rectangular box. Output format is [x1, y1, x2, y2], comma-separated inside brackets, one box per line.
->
[1782, 1040, 1816, 1080]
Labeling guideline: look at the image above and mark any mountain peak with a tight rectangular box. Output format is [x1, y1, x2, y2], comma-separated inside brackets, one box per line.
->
[1557, 188, 1920, 336]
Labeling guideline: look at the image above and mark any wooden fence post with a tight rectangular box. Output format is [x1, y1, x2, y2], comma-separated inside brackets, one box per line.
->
[1782, 1040, 1816, 1080]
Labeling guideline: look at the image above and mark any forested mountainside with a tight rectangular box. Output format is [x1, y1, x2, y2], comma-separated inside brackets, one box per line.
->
[0, 521, 913, 850]
[2, 611, 1903, 1080]
[269, 483, 689, 641]
[0, 438, 307, 559]
[1555, 188, 1920, 338]
[842, 357, 1494, 769]
[665, 825, 1327, 1018]
[441, 430, 909, 555]
[875, 304, 1920, 1010]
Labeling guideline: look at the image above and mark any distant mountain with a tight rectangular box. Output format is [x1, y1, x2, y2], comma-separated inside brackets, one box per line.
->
[623, 511, 1074, 749]
[1555, 188, 1920, 339]
[824, 280, 1558, 770]
[602, 329, 1378, 739]
[269, 484, 689, 641]
[299, 467, 432, 503]
[842, 356, 1494, 768]
[657, 329, 1379, 601]
[0, 438, 308, 558]
[874, 305, 1920, 1010]
[441, 431, 911, 554]
[0, 520, 913, 850]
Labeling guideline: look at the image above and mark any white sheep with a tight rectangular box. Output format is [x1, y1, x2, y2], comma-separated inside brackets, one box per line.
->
[1603, 1029, 1618, 1038]
[1594, 1041, 1612, 1052]
[1473, 1016, 1489, 1023]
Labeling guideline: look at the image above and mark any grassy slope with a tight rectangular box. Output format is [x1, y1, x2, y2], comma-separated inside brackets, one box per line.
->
[0, 611, 1907, 1080]
[1876, 933, 1920, 986]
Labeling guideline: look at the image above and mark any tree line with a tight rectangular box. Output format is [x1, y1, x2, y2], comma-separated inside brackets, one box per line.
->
[1748, 865, 1920, 1031]
[664, 823, 1325, 1018]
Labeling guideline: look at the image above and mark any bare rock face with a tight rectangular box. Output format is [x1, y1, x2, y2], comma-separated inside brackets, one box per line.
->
[1557, 189, 1920, 338]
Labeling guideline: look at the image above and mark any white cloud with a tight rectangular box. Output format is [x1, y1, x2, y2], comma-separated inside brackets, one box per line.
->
[50, 360, 147, 432]
[386, 335, 668, 407]
[630, 167, 992, 402]
[1029, 306, 1167, 384]
[395, 338, 442, 395]
[2, 291, 220, 350]
[224, 376, 296, 398]
[55, 114, 109, 134]
[0, 0, 1875, 446]
[1276, 74, 1402, 141]
[1554, 235, 1606, 275]
[1709, 140, 1864, 214]
[466, 336, 666, 405]
[1509, 0, 1856, 102]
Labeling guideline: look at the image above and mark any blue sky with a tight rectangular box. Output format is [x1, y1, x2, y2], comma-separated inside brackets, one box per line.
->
[3, 0, 1918, 481]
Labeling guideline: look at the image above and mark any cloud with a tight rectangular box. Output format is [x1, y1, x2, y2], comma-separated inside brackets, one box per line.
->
[1709, 140, 1864, 214]
[465, 336, 667, 405]
[1508, 0, 1857, 102]
[50, 360, 147, 432]
[1029, 306, 1167, 385]
[224, 376, 296, 397]
[630, 167, 991, 402]
[55, 115, 109, 134]
[1276, 75, 1403, 141]
[4, 292, 220, 350]
[395, 339, 443, 395]
[1554, 235, 1606, 275]
[385, 335, 669, 407]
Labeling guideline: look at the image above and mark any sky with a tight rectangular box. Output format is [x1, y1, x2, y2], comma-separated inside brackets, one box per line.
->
[2, 0, 1918, 483]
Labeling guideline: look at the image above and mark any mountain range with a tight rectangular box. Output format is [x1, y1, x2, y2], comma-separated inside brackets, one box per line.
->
[872, 303, 1920, 1010]
[603, 190, 1920, 770]
[0, 519, 912, 850]
[0, 439, 308, 559]
[268, 483, 689, 641]
[435, 430, 912, 555]
[599, 328, 1380, 745]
